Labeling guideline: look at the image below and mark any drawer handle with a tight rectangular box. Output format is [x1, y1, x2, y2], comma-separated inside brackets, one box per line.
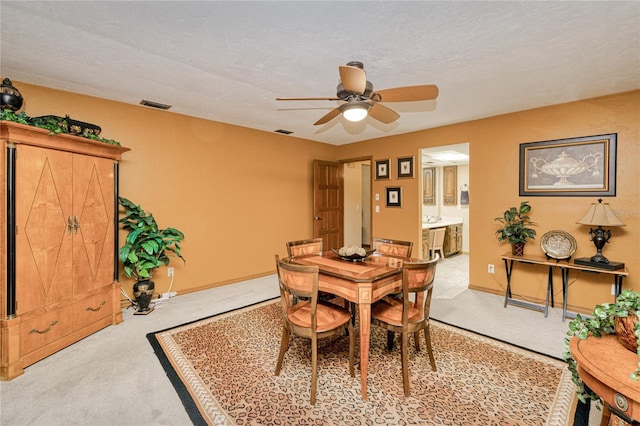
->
[86, 301, 106, 312]
[30, 320, 58, 335]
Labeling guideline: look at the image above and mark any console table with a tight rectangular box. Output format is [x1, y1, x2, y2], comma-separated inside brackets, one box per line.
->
[501, 254, 629, 321]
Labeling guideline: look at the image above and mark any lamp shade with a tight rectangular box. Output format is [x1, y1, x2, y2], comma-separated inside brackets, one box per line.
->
[576, 199, 625, 227]
[340, 102, 370, 122]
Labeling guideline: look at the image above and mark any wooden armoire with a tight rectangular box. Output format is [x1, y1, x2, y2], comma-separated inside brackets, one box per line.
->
[0, 121, 130, 380]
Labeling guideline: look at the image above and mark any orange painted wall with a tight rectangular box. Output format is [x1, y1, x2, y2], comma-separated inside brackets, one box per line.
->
[14, 82, 338, 298]
[11, 81, 639, 314]
[338, 90, 639, 313]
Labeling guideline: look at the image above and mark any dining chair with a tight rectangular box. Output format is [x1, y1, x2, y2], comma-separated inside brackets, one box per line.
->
[274, 255, 355, 405]
[286, 238, 323, 257]
[371, 254, 439, 396]
[428, 227, 446, 259]
[372, 238, 413, 257]
[286, 238, 336, 304]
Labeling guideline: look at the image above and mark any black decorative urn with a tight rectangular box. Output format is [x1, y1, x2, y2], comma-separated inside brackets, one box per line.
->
[133, 279, 155, 313]
[1, 78, 24, 111]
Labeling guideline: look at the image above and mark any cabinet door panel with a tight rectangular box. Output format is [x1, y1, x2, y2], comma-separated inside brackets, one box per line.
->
[72, 155, 115, 294]
[16, 146, 73, 314]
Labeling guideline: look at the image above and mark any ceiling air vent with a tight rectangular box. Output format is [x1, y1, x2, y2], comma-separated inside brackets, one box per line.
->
[274, 129, 293, 135]
[140, 100, 172, 110]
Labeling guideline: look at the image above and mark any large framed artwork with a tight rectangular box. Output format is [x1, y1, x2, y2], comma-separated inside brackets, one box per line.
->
[423, 167, 436, 205]
[443, 166, 457, 205]
[519, 134, 617, 197]
[386, 186, 402, 207]
[375, 159, 390, 180]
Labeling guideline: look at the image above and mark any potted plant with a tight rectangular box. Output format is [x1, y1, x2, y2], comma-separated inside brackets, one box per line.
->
[495, 201, 537, 256]
[563, 289, 640, 403]
[118, 197, 185, 313]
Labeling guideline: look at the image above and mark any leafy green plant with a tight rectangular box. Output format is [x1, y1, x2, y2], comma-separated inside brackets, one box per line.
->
[563, 289, 640, 403]
[118, 197, 185, 280]
[1, 108, 121, 146]
[495, 201, 537, 244]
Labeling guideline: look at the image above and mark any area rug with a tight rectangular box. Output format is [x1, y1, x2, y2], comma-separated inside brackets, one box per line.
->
[147, 299, 574, 425]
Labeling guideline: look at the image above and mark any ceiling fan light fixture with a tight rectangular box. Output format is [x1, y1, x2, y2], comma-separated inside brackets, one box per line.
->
[340, 102, 371, 122]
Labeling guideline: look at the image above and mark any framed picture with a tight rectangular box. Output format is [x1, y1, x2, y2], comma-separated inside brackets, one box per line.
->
[386, 186, 402, 207]
[397, 156, 414, 178]
[423, 167, 436, 205]
[519, 134, 617, 196]
[375, 159, 390, 180]
[443, 166, 457, 205]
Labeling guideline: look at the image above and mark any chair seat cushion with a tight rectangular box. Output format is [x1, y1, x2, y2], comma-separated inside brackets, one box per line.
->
[372, 296, 424, 325]
[288, 301, 351, 331]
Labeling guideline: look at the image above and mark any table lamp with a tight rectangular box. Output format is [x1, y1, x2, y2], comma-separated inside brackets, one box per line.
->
[575, 198, 625, 269]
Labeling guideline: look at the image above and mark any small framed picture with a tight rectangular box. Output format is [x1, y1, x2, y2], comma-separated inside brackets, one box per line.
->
[386, 186, 402, 207]
[397, 156, 414, 178]
[375, 159, 390, 180]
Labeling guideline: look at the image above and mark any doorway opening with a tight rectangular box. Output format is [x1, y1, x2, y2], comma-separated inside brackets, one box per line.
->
[420, 143, 469, 297]
[343, 160, 371, 248]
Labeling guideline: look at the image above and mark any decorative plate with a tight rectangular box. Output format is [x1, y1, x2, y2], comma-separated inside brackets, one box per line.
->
[331, 248, 376, 262]
[540, 230, 577, 260]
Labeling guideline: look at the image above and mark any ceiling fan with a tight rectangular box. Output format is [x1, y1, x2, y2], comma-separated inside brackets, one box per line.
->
[276, 61, 439, 126]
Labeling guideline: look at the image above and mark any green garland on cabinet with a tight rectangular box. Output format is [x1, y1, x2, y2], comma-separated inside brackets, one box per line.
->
[0, 109, 121, 146]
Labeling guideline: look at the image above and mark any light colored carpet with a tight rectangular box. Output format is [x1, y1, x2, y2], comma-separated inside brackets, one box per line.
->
[150, 300, 573, 425]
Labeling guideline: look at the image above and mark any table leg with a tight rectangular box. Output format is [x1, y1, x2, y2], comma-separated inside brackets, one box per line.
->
[561, 267, 569, 322]
[544, 266, 553, 317]
[358, 302, 371, 400]
[615, 276, 624, 300]
[503, 259, 514, 308]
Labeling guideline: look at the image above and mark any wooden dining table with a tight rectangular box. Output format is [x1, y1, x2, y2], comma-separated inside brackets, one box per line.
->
[287, 251, 407, 400]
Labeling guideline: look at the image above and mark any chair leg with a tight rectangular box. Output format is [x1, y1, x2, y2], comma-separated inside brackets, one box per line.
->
[401, 332, 410, 397]
[423, 326, 437, 371]
[310, 336, 318, 405]
[414, 331, 421, 352]
[387, 330, 395, 351]
[275, 325, 290, 375]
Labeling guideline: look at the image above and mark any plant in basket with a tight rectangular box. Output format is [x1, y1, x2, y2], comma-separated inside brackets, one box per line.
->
[563, 289, 640, 403]
[495, 201, 537, 256]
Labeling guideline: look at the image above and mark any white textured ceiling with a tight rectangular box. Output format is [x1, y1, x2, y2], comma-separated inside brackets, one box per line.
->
[1, 1, 639, 146]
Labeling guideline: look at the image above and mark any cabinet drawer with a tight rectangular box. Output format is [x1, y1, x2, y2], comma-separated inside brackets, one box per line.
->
[74, 290, 113, 326]
[20, 305, 74, 356]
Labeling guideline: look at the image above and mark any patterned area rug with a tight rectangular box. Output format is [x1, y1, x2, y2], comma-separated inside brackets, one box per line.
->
[147, 299, 573, 425]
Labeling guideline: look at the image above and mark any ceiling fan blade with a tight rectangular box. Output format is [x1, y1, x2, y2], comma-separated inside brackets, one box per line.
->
[339, 65, 367, 95]
[276, 97, 341, 101]
[373, 85, 439, 102]
[313, 107, 342, 126]
[368, 103, 400, 124]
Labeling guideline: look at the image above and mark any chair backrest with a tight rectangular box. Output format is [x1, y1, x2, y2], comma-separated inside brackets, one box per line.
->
[401, 254, 439, 323]
[429, 228, 446, 252]
[286, 238, 323, 257]
[372, 238, 413, 257]
[274, 255, 320, 331]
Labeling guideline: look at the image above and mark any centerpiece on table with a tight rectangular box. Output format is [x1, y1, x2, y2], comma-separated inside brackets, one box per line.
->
[332, 245, 376, 262]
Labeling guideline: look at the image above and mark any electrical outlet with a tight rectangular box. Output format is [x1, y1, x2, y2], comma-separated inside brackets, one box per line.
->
[168, 267, 174, 277]
[488, 264, 495, 274]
